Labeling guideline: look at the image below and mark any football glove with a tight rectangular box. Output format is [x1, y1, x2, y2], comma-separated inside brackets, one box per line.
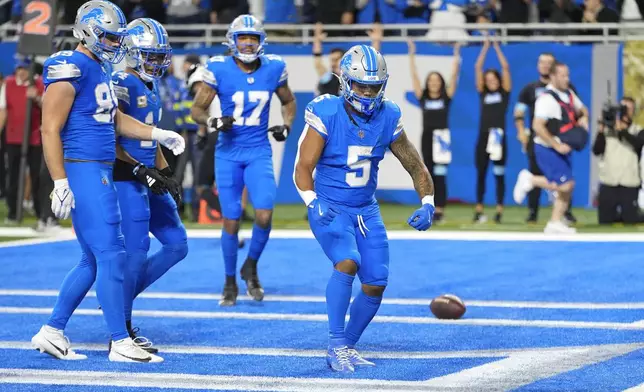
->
[268, 125, 290, 142]
[407, 203, 435, 231]
[151, 128, 185, 155]
[158, 167, 182, 206]
[207, 116, 235, 132]
[50, 178, 75, 220]
[308, 198, 339, 226]
[133, 163, 168, 195]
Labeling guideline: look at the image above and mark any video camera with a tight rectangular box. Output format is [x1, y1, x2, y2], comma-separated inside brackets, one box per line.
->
[600, 81, 628, 132]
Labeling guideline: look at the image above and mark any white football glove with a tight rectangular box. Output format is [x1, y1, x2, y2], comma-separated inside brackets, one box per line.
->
[151, 127, 186, 155]
[638, 188, 644, 210]
[50, 178, 75, 220]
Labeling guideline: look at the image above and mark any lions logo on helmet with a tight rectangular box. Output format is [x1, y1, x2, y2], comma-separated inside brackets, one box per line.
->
[225, 14, 266, 64]
[73, 0, 128, 64]
[339, 45, 389, 116]
[125, 18, 172, 82]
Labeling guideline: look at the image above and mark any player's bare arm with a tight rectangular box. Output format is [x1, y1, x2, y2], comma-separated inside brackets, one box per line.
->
[294, 125, 325, 193]
[41, 81, 75, 180]
[390, 130, 434, 198]
[190, 83, 217, 126]
[276, 84, 296, 128]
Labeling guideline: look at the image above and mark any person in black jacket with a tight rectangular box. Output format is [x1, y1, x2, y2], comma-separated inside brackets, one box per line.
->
[592, 97, 644, 224]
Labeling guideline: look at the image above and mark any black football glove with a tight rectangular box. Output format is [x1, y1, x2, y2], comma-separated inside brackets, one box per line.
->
[158, 167, 183, 206]
[268, 125, 290, 142]
[133, 163, 168, 195]
[207, 116, 235, 132]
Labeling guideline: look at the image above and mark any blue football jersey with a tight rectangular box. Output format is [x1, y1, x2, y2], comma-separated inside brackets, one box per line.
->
[43, 50, 119, 162]
[202, 54, 288, 160]
[305, 95, 404, 208]
[112, 71, 162, 167]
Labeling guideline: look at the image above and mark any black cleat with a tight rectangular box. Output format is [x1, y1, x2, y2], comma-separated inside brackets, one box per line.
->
[238, 236, 246, 249]
[563, 211, 577, 225]
[494, 212, 502, 224]
[241, 258, 264, 302]
[219, 278, 239, 307]
[525, 212, 538, 224]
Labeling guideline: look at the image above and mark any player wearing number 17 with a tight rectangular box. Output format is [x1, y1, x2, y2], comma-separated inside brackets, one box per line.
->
[190, 15, 296, 306]
[31, 1, 184, 363]
[294, 45, 436, 373]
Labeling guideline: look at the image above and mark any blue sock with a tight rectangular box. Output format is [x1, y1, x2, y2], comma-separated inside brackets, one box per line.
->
[134, 242, 188, 298]
[247, 224, 271, 262]
[221, 230, 239, 277]
[95, 250, 129, 341]
[345, 292, 383, 348]
[325, 270, 355, 347]
[122, 250, 147, 321]
[48, 253, 97, 330]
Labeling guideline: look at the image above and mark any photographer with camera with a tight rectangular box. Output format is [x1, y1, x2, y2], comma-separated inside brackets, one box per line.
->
[592, 97, 644, 225]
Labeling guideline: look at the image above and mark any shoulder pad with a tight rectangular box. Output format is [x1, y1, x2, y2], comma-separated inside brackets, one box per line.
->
[207, 55, 226, 63]
[264, 54, 284, 63]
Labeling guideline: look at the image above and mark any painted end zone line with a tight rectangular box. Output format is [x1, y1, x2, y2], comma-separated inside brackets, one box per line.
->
[2, 289, 644, 310]
[2, 306, 643, 330]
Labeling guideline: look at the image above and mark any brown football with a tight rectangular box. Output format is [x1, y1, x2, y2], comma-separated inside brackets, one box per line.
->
[430, 294, 466, 319]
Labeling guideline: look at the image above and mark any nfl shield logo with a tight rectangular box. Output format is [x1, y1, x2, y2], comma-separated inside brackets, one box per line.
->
[101, 177, 108, 186]
[358, 130, 364, 139]
[247, 77, 255, 84]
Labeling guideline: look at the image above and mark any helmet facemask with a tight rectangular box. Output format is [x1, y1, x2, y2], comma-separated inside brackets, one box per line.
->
[341, 73, 388, 116]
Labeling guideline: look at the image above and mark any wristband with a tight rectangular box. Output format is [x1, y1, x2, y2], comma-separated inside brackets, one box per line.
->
[421, 195, 435, 207]
[54, 178, 69, 189]
[301, 190, 317, 207]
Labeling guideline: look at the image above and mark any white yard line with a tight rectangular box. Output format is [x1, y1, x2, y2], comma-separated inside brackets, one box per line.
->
[1, 289, 642, 310]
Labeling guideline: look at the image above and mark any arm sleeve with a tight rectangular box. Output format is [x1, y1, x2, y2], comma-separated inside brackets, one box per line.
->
[620, 128, 644, 153]
[592, 132, 606, 156]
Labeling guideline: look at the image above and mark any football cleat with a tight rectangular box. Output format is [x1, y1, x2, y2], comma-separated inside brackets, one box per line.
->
[109, 337, 163, 363]
[347, 348, 375, 367]
[31, 325, 87, 360]
[326, 346, 354, 373]
[219, 280, 239, 306]
[241, 258, 264, 301]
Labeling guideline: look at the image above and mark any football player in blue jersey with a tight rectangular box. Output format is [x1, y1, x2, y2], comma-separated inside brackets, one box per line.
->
[190, 15, 296, 306]
[31, 1, 184, 363]
[294, 45, 435, 373]
[110, 18, 188, 354]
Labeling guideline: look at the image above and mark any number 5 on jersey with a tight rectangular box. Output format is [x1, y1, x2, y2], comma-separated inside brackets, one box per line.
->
[232, 91, 269, 126]
[346, 145, 373, 187]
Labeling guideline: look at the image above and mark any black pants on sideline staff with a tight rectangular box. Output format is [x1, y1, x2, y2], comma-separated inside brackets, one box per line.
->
[475, 133, 506, 206]
[5, 144, 42, 220]
[0, 131, 6, 198]
[38, 154, 55, 223]
[421, 128, 447, 208]
[597, 184, 642, 224]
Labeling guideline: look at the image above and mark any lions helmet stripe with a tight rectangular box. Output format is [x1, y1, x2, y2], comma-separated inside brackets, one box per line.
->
[150, 18, 166, 45]
[359, 44, 371, 75]
[367, 46, 378, 77]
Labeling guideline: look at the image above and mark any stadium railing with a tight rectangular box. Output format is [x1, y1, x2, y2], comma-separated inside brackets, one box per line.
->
[1, 22, 644, 44]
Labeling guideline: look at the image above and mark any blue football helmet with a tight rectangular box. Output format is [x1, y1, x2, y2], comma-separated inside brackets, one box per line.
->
[125, 18, 172, 82]
[72, 0, 128, 64]
[339, 45, 389, 116]
[225, 14, 266, 64]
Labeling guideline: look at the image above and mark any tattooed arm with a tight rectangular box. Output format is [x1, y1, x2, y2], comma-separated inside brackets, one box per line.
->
[190, 83, 217, 126]
[389, 130, 434, 199]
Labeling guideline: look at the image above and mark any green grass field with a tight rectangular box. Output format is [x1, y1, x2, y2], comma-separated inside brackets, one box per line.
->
[2, 197, 642, 233]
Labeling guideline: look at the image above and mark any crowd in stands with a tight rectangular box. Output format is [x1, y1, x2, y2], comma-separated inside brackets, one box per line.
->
[0, 0, 641, 34]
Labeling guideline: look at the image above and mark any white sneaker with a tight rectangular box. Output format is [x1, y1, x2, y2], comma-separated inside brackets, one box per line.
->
[108, 337, 163, 363]
[31, 325, 87, 360]
[513, 169, 534, 204]
[544, 220, 577, 234]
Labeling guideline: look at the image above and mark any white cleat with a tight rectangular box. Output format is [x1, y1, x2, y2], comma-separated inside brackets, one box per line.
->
[544, 220, 577, 234]
[513, 169, 535, 204]
[109, 337, 164, 363]
[31, 325, 87, 360]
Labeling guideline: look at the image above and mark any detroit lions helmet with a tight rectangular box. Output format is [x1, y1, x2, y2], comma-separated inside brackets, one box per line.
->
[225, 14, 266, 63]
[339, 45, 389, 116]
[125, 18, 172, 82]
[72, 0, 128, 64]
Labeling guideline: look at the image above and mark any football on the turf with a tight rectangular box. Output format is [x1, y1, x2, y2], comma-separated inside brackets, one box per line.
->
[430, 294, 466, 319]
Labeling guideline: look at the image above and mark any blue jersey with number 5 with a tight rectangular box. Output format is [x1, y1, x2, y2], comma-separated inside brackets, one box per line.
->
[43, 50, 118, 162]
[112, 71, 162, 167]
[202, 55, 288, 161]
[304, 95, 404, 208]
